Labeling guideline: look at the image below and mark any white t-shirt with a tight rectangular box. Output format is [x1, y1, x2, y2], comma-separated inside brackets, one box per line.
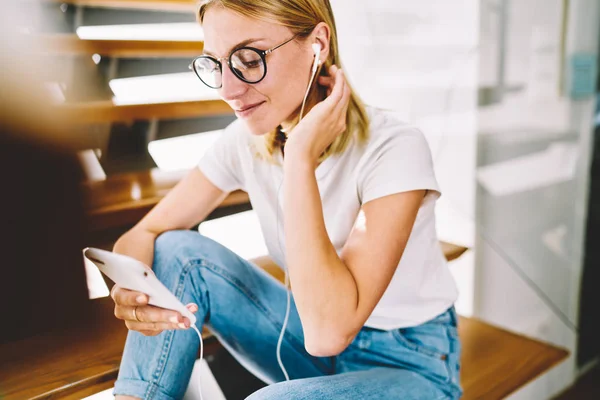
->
[197, 106, 458, 329]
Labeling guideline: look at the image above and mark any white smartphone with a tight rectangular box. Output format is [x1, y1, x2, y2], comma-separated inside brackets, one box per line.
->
[83, 247, 197, 324]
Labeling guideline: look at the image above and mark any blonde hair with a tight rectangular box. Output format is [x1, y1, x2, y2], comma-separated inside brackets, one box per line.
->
[198, 0, 369, 163]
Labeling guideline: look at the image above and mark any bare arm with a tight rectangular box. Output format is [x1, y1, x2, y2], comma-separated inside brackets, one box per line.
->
[113, 167, 228, 264]
[111, 167, 228, 335]
[284, 155, 424, 356]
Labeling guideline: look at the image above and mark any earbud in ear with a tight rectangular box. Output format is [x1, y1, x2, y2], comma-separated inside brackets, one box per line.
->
[312, 43, 321, 57]
[311, 43, 322, 69]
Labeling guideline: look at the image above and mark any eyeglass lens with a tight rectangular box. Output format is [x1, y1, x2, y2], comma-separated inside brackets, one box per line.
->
[193, 48, 266, 88]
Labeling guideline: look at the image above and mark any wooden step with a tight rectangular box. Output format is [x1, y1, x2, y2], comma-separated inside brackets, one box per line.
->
[39, 34, 203, 57]
[460, 317, 568, 399]
[56, 98, 231, 123]
[0, 257, 567, 400]
[50, 0, 198, 12]
[0, 298, 215, 400]
[83, 168, 249, 232]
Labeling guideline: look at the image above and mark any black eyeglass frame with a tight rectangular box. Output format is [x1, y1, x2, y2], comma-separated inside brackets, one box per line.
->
[189, 35, 299, 89]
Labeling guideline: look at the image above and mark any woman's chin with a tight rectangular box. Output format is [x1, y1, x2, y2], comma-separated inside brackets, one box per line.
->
[241, 118, 277, 136]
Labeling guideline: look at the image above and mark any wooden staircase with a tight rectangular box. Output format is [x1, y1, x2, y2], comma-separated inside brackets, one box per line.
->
[0, 256, 568, 400]
[48, 0, 199, 12]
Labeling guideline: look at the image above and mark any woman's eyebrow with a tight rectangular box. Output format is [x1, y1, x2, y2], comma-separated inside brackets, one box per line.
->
[203, 38, 266, 56]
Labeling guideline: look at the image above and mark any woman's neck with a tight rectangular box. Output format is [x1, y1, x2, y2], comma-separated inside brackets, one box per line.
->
[279, 80, 326, 134]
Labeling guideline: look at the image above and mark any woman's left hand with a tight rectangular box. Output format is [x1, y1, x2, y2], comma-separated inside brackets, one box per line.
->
[284, 65, 351, 166]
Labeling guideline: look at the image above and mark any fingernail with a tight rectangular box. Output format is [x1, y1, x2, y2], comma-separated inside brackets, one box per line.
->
[170, 315, 180, 324]
[178, 322, 187, 329]
[190, 304, 199, 312]
[136, 295, 146, 303]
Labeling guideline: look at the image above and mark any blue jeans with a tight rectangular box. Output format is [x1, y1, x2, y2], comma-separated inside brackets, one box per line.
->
[114, 230, 462, 399]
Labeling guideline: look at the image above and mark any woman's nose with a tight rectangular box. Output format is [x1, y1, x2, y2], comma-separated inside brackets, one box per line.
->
[218, 64, 248, 101]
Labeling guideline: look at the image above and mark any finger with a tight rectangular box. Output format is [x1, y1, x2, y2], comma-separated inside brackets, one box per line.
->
[334, 70, 351, 115]
[186, 303, 199, 313]
[125, 320, 180, 332]
[136, 305, 188, 326]
[317, 75, 334, 88]
[112, 285, 148, 307]
[319, 65, 340, 97]
[329, 71, 350, 132]
[324, 68, 344, 106]
[115, 305, 186, 327]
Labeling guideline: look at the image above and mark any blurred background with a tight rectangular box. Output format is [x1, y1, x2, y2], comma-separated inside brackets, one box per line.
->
[1, 0, 599, 399]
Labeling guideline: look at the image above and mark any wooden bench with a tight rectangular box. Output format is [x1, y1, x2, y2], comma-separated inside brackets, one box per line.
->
[0, 254, 568, 400]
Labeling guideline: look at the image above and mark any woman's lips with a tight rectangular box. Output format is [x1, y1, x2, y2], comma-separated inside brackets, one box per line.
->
[234, 102, 265, 118]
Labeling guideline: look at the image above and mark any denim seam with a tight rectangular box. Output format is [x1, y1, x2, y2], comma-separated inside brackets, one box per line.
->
[145, 260, 193, 399]
[446, 325, 462, 399]
[442, 326, 453, 383]
[145, 330, 174, 399]
[182, 256, 331, 374]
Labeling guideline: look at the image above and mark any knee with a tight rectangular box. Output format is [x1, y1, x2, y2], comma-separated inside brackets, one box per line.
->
[246, 381, 305, 400]
[153, 230, 234, 274]
[245, 384, 281, 400]
[154, 230, 197, 264]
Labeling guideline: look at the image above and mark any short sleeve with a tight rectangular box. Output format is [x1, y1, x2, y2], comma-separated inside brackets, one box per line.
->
[357, 127, 440, 205]
[197, 123, 244, 193]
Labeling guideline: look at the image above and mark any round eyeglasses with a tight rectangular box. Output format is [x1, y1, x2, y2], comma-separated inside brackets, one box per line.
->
[189, 35, 298, 89]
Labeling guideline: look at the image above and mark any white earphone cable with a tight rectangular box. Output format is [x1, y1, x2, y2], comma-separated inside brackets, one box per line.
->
[191, 324, 205, 400]
[299, 44, 322, 122]
[276, 45, 322, 382]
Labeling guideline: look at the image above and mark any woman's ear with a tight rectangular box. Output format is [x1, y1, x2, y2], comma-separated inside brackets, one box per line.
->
[312, 22, 331, 66]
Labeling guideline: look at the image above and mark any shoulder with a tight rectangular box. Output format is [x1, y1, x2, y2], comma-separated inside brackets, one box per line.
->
[362, 106, 431, 159]
[355, 107, 440, 203]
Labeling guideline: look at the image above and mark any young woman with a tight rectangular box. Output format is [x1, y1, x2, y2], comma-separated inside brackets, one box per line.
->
[111, 1, 462, 399]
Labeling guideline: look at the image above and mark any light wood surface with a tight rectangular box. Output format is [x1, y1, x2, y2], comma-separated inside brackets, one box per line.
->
[0, 298, 213, 400]
[83, 169, 249, 232]
[56, 98, 232, 124]
[39, 34, 203, 57]
[459, 317, 568, 399]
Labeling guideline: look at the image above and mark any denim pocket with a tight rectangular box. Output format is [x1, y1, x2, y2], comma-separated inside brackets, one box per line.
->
[391, 324, 451, 361]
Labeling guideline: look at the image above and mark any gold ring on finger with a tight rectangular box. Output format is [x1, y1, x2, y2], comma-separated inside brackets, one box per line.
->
[133, 306, 140, 322]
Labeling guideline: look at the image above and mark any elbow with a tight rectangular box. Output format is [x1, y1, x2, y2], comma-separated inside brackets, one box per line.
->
[304, 329, 355, 357]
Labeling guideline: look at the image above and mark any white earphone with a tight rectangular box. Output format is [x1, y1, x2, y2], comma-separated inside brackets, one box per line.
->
[312, 43, 322, 71]
[298, 42, 322, 121]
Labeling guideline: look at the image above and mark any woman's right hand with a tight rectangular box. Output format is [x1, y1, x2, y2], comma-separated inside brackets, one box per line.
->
[111, 285, 198, 336]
